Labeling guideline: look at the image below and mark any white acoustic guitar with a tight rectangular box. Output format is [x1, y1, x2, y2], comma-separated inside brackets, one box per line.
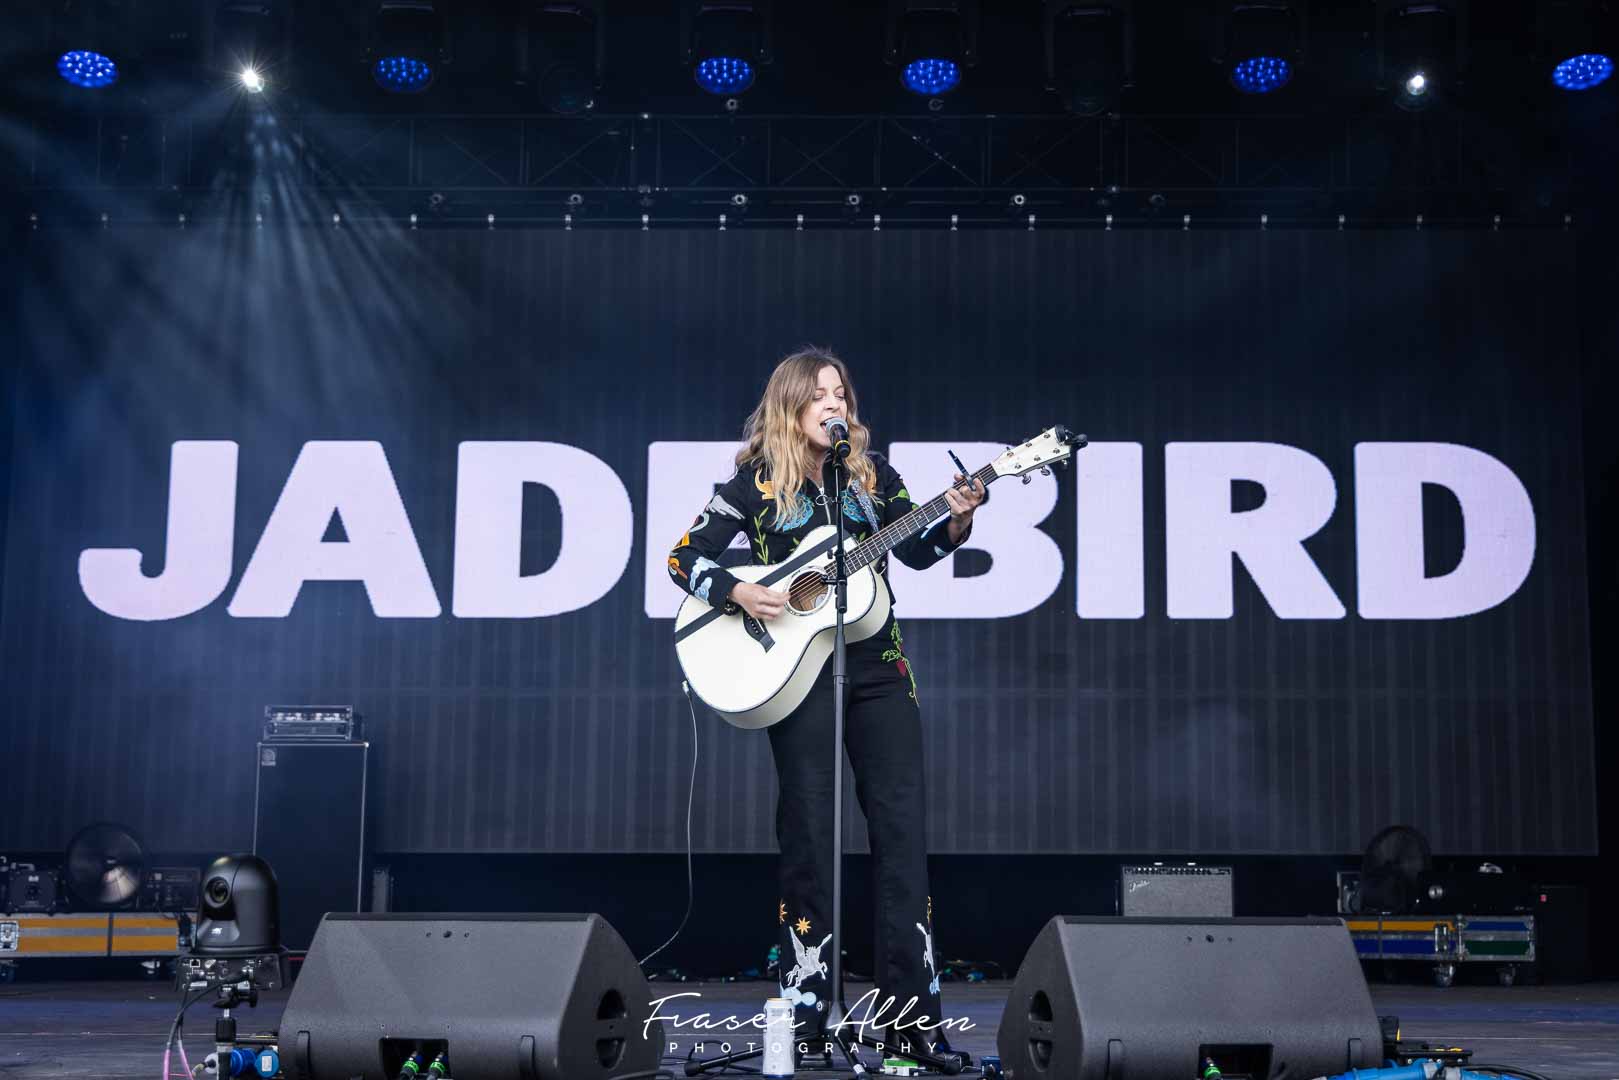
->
[674, 426, 1087, 729]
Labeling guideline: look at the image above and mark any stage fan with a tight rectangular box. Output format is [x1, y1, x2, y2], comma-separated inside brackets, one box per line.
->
[65, 822, 147, 910]
[1358, 824, 1432, 914]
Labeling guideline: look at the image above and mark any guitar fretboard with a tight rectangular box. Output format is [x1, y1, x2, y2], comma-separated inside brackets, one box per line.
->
[845, 463, 997, 572]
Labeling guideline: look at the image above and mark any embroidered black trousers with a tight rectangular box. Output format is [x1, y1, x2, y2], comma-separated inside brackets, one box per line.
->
[767, 635, 943, 1056]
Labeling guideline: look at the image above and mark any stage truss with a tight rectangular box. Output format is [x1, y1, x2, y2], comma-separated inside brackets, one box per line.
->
[5, 108, 1584, 226]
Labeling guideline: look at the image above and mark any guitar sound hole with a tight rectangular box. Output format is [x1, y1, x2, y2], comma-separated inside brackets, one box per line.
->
[786, 571, 830, 614]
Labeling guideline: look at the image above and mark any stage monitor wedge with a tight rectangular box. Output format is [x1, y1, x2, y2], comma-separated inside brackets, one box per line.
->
[279, 912, 662, 1080]
[998, 916, 1381, 1080]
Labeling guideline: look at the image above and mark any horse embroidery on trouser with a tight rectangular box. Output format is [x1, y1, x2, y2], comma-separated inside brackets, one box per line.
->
[781, 924, 833, 1008]
[916, 922, 940, 997]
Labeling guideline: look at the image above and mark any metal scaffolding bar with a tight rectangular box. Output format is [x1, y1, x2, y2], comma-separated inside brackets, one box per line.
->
[6, 109, 1574, 225]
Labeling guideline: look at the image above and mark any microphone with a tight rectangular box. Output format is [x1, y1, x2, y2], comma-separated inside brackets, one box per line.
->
[822, 416, 852, 461]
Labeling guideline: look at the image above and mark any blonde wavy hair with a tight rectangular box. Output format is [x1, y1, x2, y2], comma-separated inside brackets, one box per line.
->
[737, 347, 877, 527]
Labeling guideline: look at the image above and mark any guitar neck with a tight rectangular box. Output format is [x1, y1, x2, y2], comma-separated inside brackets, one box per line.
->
[847, 463, 997, 572]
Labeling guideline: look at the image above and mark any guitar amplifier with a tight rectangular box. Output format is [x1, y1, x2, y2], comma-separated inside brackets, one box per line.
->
[263, 705, 360, 743]
[1119, 864, 1234, 917]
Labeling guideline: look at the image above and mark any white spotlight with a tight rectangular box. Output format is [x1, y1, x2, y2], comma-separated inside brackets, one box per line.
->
[240, 66, 265, 92]
[1404, 71, 1427, 95]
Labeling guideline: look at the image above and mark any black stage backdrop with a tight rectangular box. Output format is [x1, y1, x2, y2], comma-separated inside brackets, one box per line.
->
[4, 230, 1594, 856]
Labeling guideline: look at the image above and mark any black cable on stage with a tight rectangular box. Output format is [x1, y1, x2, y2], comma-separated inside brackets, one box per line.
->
[660, 1059, 752, 1072]
[1466, 1067, 1555, 1080]
[165, 986, 207, 1048]
[162, 985, 210, 1076]
[638, 681, 700, 970]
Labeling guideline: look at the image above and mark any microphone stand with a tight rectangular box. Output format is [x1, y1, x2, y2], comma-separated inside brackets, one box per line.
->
[822, 441, 865, 1077]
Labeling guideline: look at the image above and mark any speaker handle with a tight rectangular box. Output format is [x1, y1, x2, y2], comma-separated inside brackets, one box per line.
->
[1106, 1037, 1126, 1080]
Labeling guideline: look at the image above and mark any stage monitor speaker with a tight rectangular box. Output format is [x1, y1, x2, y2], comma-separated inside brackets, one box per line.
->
[279, 913, 662, 1080]
[998, 916, 1381, 1080]
[253, 740, 368, 951]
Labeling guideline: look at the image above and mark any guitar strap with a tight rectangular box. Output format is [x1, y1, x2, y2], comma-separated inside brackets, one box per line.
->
[848, 481, 886, 572]
[849, 481, 880, 532]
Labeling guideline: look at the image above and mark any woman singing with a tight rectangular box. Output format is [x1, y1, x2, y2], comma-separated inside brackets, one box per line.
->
[666, 348, 985, 1060]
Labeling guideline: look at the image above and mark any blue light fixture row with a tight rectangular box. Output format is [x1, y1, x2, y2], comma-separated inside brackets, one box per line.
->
[46, 23, 1619, 101]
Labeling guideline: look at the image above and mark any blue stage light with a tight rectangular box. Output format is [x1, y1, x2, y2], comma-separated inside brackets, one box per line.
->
[56, 50, 118, 89]
[902, 57, 960, 96]
[1552, 53, 1613, 91]
[1230, 55, 1292, 94]
[373, 54, 433, 93]
[694, 56, 754, 95]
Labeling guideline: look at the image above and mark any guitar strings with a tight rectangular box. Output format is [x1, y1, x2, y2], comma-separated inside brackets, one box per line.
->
[846, 464, 995, 571]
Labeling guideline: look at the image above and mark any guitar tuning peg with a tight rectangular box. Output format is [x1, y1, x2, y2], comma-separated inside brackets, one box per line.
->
[1040, 467, 1051, 476]
[1022, 474, 1032, 485]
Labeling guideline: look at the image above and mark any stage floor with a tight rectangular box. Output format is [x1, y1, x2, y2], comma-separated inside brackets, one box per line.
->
[3, 978, 1618, 1078]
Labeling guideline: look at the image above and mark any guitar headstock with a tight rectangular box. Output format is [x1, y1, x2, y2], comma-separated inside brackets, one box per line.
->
[991, 426, 1088, 481]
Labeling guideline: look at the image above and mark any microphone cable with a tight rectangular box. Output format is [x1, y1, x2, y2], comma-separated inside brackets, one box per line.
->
[638, 681, 701, 970]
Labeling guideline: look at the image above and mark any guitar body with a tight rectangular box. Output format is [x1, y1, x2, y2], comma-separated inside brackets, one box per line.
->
[674, 525, 892, 729]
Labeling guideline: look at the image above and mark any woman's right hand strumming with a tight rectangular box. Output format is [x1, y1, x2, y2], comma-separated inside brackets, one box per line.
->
[731, 582, 787, 621]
